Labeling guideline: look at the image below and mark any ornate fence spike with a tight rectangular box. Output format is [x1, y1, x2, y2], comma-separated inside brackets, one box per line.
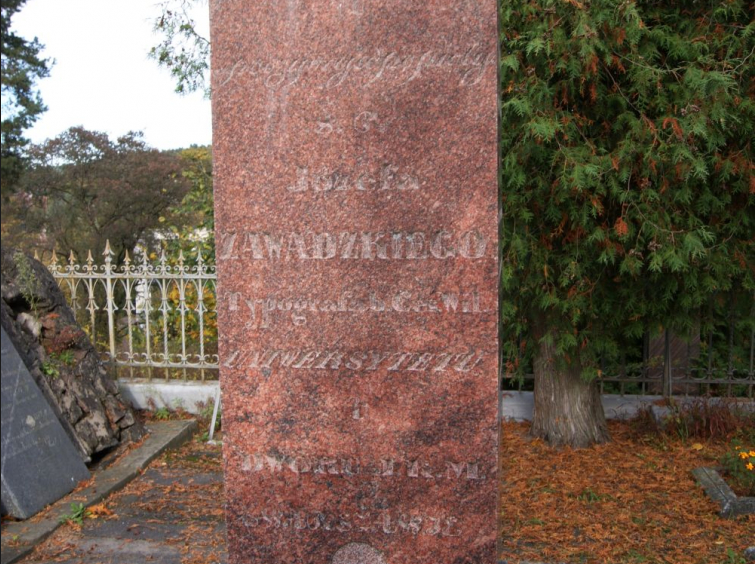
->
[159, 248, 168, 275]
[195, 247, 205, 275]
[48, 249, 60, 274]
[102, 239, 117, 359]
[103, 239, 114, 259]
[177, 249, 186, 275]
[139, 246, 151, 276]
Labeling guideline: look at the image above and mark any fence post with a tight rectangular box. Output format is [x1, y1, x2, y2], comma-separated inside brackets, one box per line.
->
[84, 250, 98, 342]
[196, 248, 207, 382]
[158, 250, 171, 380]
[178, 250, 188, 382]
[103, 240, 117, 364]
[123, 250, 135, 381]
[141, 250, 153, 381]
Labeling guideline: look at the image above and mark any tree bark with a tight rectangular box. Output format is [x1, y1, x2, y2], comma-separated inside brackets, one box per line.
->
[531, 330, 610, 448]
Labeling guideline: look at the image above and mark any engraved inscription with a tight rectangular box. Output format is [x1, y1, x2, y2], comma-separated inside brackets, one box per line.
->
[286, 165, 419, 194]
[215, 44, 496, 91]
[354, 110, 380, 132]
[239, 509, 461, 537]
[352, 399, 368, 420]
[223, 348, 486, 375]
[332, 0, 364, 16]
[218, 230, 488, 262]
[220, 290, 489, 328]
[314, 110, 385, 135]
[239, 453, 488, 481]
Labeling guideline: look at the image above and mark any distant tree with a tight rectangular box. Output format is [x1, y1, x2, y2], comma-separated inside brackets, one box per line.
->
[500, 1, 754, 447]
[1, 0, 51, 195]
[163, 145, 214, 258]
[15, 126, 190, 262]
[149, 0, 210, 97]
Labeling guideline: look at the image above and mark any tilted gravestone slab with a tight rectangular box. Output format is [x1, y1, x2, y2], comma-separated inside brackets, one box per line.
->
[211, 1, 499, 562]
[1, 327, 90, 519]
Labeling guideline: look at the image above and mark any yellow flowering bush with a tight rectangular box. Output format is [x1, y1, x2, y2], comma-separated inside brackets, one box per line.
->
[720, 440, 755, 496]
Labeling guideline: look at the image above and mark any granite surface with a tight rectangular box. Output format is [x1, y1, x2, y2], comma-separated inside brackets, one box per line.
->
[211, 1, 499, 562]
[1, 327, 90, 519]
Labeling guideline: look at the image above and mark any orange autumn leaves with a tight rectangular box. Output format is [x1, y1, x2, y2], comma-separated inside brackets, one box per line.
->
[499, 420, 753, 564]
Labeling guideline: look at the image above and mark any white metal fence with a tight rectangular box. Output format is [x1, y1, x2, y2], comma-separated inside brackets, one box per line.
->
[45, 241, 218, 381]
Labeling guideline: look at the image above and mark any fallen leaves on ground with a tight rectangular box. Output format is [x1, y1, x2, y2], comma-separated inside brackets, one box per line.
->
[86, 503, 115, 519]
[499, 420, 753, 564]
[17, 436, 226, 564]
[15, 423, 754, 564]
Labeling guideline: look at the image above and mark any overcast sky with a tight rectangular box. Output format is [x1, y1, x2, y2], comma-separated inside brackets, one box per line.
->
[12, 0, 212, 151]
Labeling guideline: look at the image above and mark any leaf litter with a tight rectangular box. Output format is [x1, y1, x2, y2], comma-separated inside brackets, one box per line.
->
[499, 420, 753, 563]
[15, 421, 753, 564]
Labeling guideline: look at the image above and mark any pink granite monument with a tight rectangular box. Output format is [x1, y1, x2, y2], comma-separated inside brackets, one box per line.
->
[211, 2, 499, 562]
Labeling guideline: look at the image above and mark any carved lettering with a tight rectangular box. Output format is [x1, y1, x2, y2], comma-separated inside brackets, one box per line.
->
[287, 165, 419, 193]
[314, 111, 388, 136]
[216, 45, 496, 92]
[218, 230, 489, 262]
[239, 452, 488, 482]
[222, 348, 486, 376]
[241, 509, 460, 537]
[352, 399, 368, 420]
[221, 289, 489, 328]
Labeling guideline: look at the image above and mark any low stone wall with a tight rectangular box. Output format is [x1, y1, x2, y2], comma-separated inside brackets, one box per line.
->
[500, 391, 661, 422]
[119, 380, 219, 415]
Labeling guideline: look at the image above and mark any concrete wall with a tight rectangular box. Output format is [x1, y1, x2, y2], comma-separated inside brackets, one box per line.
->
[118, 381, 661, 422]
[499, 391, 662, 422]
[119, 380, 219, 415]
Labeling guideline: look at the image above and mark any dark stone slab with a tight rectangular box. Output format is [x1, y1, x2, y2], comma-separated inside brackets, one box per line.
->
[734, 497, 755, 517]
[211, 1, 499, 562]
[1, 327, 90, 519]
[692, 467, 755, 518]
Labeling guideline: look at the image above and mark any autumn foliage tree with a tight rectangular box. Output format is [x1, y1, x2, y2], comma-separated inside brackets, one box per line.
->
[500, 1, 754, 447]
[163, 145, 214, 258]
[11, 126, 189, 262]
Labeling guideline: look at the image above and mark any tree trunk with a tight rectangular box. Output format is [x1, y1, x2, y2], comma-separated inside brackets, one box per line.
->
[531, 331, 610, 448]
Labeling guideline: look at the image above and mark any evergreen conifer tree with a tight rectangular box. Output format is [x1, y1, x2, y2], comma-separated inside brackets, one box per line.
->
[500, 0, 754, 446]
[1, 0, 50, 195]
